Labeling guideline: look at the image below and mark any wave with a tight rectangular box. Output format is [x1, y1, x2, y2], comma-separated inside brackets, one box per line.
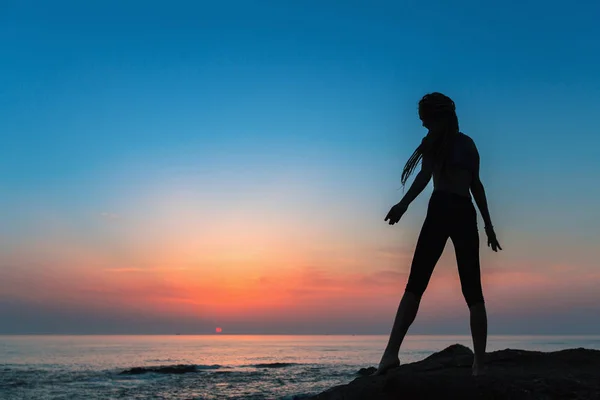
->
[118, 361, 306, 375]
[250, 362, 300, 369]
[119, 364, 222, 375]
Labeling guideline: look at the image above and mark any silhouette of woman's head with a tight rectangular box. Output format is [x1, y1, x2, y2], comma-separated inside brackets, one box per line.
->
[418, 92, 459, 134]
[400, 92, 460, 187]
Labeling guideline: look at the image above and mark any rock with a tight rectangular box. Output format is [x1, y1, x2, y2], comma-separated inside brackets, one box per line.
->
[119, 364, 198, 375]
[253, 362, 298, 368]
[357, 367, 377, 377]
[307, 344, 600, 400]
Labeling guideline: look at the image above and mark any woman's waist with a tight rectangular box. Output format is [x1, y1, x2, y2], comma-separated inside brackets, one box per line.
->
[432, 171, 472, 195]
[431, 188, 472, 201]
[428, 190, 476, 223]
[430, 190, 474, 211]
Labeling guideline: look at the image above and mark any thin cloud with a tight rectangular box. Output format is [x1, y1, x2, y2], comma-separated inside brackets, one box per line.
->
[374, 244, 414, 261]
[103, 267, 146, 273]
[103, 266, 190, 273]
[99, 212, 120, 221]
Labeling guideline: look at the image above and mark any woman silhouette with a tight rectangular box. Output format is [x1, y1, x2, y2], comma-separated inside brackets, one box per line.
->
[377, 93, 501, 377]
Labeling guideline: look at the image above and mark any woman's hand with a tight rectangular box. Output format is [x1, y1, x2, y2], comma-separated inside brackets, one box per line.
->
[385, 202, 408, 225]
[485, 226, 502, 252]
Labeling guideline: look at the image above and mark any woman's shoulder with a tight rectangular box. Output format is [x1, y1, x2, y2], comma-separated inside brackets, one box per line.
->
[458, 132, 478, 149]
[459, 131, 474, 142]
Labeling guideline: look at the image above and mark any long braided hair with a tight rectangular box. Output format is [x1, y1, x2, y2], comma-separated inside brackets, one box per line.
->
[400, 92, 460, 187]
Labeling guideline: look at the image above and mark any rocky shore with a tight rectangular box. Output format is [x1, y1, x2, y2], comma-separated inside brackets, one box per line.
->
[307, 344, 600, 400]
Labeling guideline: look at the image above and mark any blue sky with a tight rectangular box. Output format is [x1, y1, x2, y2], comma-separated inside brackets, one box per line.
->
[1, 0, 600, 334]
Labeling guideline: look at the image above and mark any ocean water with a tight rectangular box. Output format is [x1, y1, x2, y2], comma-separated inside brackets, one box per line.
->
[2, 335, 600, 400]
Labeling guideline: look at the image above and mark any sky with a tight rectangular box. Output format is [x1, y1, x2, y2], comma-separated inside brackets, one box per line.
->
[1, 0, 599, 335]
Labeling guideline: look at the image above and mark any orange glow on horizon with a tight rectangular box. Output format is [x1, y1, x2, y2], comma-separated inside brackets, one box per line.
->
[4, 205, 600, 329]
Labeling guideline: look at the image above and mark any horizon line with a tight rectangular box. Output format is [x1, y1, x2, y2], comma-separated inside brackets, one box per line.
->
[2, 333, 600, 337]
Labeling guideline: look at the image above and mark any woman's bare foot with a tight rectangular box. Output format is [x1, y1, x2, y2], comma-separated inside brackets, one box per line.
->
[373, 355, 400, 376]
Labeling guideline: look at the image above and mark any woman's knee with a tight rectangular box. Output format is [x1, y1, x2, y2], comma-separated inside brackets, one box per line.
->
[404, 279, 426, 299]
[404, 290, 420, 299]
[465, 293, 485, 308]
[462, 284, 484, 307]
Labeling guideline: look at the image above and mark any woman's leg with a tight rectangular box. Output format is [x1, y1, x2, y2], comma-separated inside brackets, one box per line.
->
[451, 205, 487, 376]
[469, 302, 487, 376]
[375, 291, 420, 374]
[376, 213, 449, 374]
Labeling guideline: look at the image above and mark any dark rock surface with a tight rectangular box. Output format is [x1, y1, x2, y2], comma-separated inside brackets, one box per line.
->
[308, 344, 600, 400]
[253, 362, 298, 368]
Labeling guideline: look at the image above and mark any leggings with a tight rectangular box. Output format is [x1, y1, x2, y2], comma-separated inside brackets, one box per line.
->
[405, 191, 485, 307]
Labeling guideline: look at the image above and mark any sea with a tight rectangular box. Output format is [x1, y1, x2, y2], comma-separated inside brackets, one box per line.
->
[2, 334, 600, 400]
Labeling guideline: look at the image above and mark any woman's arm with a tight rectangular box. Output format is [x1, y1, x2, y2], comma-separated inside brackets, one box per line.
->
[471, 180, 493, 229]
[385, 153, 433, 225]
[470, 141, 502, 251]
[398, 153, 433, 208]
[469, 144, 493, 228]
